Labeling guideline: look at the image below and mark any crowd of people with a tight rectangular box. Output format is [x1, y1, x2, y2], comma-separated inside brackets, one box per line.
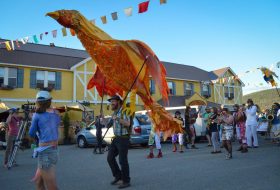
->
[147, 98, 280, 160]
[1, 93, 280, 189]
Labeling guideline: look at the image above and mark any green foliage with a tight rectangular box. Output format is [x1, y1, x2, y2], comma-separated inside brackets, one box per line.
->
[243, 89, 280, 110]
[63, 112, 70, 141]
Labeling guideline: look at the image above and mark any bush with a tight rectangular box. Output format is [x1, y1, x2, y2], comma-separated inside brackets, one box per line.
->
[63, 112, 71, 144]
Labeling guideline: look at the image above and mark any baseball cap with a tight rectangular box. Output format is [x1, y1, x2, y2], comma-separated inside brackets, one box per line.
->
[36, 91, 52, 102]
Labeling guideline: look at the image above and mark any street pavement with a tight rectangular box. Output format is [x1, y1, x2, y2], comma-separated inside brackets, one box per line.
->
[1, 136, 280, 190]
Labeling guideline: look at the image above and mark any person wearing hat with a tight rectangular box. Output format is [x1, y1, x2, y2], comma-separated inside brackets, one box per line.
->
[3, 108, 22, 168]
[172, 111, 185, 153]
[29, 91, 60, 190]
[106, 94, 131, 189]
[245, 99, 258, 148]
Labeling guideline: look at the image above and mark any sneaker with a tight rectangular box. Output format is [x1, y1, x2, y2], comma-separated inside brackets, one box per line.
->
[179, 150, 184, 153]
[118, 182, 131, 189]
[157, 152, 163, 158]
[147, 153, 154, 159]
[172, 148, 177, 152]
[253, 146, 258, 148]
[216, 150, 222, 153]
[111, 178, 121, 185]
[211, 151, 217, 154]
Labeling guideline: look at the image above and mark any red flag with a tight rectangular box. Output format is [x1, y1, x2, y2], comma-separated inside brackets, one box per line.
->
[138, 1, 150, 13]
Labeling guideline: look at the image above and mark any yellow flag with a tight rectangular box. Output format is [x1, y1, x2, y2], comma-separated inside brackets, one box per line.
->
[62, 27, 67, 36]
[5, 41, 12, 51]
[101, 16, 107, 24]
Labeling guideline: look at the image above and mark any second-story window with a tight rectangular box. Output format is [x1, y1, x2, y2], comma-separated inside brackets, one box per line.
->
[0, 67, 20, 88]
[224, 83, 234, 98]
[149, 80, 155, 95]
[0, 68, 4, 87]
[167, 81, 176, 95]
[201, 82, 211, 97]
[36, 71, 56, 89]
[184, 82, 194, 96]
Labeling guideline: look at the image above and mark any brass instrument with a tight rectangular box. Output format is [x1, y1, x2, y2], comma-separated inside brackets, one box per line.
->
[267, 114, 274, 121]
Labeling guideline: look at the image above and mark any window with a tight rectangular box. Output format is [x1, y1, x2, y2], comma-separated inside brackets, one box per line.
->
[149, 80, 155, 94]
[0, 67, 18, 88]
[201, 83, 211, 97]
[36, 71, 56, 89]
[48, 72, 56, 89]
[8, 68, 17, 87]
[0, 68, 4, 87]
[36, 71, 45, 89]
[224, 84, 234, 99]
[167, 81, 176, 95]
[184, 83, 193, 96]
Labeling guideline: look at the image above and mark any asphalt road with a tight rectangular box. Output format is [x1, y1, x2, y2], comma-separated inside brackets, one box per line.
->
[1, 137, 280, 190]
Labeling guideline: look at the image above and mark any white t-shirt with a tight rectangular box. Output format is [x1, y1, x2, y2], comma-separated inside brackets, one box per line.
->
[245, 105, 258, 126]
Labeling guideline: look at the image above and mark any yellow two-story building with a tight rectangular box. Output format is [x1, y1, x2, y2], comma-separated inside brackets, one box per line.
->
[0, 39, 244, 121]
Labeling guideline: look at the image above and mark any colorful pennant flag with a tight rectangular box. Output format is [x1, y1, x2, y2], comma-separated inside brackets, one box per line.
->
[52, 30, 57, 38]
[111, 12, 118, 21]
[15, 40, 20, 48]
[45, 32, 48, 35]
[24, 37, 29, 43]
[62, 28, 67, 37]
[5, 41, 12, 51]
[139, 1, 150, 13]
[70, 28, 76, 36]
[124, 7, 133, 16]
[33, 35, 39, 44]
[160, 0, 167, 5]
[10, 40, 15, 50]
[20, 38, 26, 44]
[101, 16, 107, 24]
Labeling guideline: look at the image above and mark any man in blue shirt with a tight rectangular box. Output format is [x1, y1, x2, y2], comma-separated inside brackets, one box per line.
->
[106, 95, 131, 189]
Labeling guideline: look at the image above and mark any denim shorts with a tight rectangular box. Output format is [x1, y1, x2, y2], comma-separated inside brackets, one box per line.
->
[38, 147, 58, 170]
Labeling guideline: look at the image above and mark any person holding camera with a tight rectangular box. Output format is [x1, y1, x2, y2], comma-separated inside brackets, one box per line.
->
[29, 91, 60, 190]
[105, 95, 131, 189]
[3, 108, 22, 168]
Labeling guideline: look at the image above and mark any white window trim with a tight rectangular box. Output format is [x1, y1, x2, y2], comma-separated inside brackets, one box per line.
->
[0, 67, 17, 86]
[37, 71, 56, 88]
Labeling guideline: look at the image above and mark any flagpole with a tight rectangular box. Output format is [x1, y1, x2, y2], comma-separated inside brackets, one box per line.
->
[100, 56, 149, 143]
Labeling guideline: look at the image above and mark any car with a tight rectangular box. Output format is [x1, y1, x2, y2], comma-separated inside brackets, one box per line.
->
[75, 114, 151, 148]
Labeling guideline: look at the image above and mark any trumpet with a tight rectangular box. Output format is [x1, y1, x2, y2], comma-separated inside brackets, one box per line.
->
[267, 114, 274, 121]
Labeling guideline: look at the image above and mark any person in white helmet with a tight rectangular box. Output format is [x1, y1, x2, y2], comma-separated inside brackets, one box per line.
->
[29, 91, 60, 190]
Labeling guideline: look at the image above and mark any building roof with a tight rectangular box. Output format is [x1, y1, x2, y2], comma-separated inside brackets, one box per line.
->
[212, 67, 230, 77]
[162, 62, 218, 81]
[0, 39, 88, 70]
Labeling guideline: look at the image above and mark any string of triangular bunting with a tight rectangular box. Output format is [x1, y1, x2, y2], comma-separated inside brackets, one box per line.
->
[0, 0, 167, 51]
[212, 63, 280, 86]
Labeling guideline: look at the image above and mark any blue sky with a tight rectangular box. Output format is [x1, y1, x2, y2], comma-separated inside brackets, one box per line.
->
[1, 0, 280, 95]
